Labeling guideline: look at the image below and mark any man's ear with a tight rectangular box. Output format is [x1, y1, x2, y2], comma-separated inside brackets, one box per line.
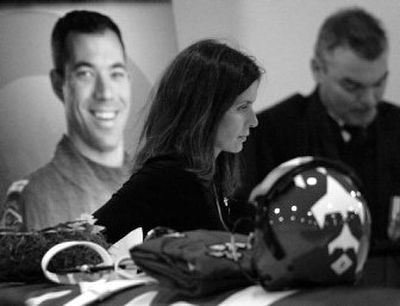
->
[310, 57, 323, 83]
[310, 57, 321, 82]
[50, 69, 64, 103]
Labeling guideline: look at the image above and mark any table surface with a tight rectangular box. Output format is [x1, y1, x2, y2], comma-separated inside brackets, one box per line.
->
[2, 281, 400, 306]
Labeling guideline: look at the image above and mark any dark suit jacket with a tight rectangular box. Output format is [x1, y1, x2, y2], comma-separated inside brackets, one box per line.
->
[239, 89, 400, 245]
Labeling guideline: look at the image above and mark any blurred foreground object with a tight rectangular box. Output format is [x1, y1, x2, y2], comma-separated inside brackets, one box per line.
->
[130, 229, 254, 297]
[250, 156, 371, 290]
[0, 220, 109, 282]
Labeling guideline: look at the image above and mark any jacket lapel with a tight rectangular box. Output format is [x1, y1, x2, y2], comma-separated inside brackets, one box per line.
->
[305, 89, 341, 159]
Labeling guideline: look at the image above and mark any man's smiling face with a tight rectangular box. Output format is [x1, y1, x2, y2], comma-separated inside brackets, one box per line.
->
[61, 30, 131, 153]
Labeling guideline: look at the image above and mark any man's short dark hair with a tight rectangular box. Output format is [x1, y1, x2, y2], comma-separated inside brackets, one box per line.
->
[51, 10, 126, 75]
[314, 7, 387, 60]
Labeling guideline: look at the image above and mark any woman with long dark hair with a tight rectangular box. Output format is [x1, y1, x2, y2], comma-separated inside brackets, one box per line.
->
[93, 39, 263, 243]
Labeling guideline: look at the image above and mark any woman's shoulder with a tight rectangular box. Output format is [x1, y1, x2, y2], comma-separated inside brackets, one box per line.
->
[130, 154, 199, 187]
[115, 154, 207, 205]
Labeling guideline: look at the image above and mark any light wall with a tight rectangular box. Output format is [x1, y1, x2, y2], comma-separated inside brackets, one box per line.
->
[172, 0, 400, 112]
[1, 1, 399, 202]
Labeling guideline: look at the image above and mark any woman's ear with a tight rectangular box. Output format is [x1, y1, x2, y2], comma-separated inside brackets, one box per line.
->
[50, 69, 64, 103]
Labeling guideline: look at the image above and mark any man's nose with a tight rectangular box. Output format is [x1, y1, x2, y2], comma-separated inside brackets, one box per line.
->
[359, 88, 377, 108]
[94, 75, 113, 100]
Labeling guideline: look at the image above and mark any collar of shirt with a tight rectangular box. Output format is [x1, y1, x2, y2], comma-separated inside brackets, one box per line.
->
[326, 112, 353, 142]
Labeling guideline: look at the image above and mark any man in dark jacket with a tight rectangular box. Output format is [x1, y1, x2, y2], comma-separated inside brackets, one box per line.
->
[239, 7, 400, 286]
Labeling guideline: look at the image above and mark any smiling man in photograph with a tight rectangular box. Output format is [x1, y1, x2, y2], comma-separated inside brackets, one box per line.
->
[0, 10, 132, 230]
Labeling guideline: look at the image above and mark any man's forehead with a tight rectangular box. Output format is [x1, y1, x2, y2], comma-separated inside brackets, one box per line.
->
[323, 45, 388, 64]
[323, 46, 389, 83]
[65, 31, 126, 67]
[66, 30, 122, 51]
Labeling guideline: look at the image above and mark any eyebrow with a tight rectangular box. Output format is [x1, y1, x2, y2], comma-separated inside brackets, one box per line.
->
[342, 71, 388, 87]
[235, 100, 254, 107]
[111, 63, 127, 70]
[72, 61, 127, 70]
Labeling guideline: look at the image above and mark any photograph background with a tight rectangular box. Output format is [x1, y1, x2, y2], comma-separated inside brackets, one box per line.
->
[1, 0, 399, 202]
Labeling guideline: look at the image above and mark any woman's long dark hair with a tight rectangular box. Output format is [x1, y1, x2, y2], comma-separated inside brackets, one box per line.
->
[134, 39, 262, 196]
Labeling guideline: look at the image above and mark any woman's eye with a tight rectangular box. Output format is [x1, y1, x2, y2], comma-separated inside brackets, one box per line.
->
[237, 103, 249, 111]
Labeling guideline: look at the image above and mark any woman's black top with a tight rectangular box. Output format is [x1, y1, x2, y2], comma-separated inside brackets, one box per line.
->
[93, 155, 253, 244]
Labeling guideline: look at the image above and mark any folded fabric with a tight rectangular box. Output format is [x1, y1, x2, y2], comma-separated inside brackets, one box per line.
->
[130, 230, 256, 297]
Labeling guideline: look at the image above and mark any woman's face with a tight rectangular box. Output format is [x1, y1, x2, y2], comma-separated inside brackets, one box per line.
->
[214, 80, 259, 157]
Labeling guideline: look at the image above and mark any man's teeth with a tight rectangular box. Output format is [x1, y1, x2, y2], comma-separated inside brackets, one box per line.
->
[93, 111, 117, 120]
